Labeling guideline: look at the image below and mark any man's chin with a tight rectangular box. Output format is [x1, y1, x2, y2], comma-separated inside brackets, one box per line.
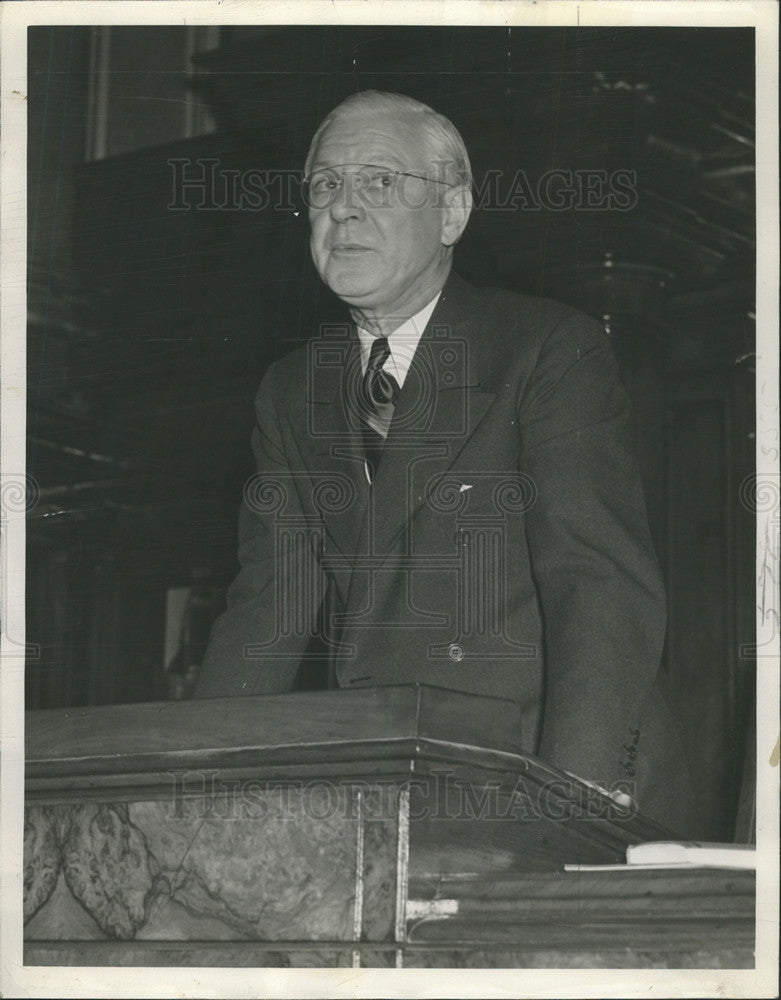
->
[323, 268, 381, 304]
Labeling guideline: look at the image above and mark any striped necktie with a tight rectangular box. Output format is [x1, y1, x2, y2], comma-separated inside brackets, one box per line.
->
[360, 336, 399, 483]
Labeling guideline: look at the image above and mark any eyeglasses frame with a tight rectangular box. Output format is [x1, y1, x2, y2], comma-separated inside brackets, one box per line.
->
[301, 162, 460, 209]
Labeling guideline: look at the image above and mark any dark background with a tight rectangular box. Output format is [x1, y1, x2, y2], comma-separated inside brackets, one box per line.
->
[26, 25, 755, 840]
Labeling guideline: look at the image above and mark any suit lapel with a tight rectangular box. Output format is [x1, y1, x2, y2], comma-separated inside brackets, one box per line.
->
[346, 273, 496, 613]
[297, 335, 370, 565]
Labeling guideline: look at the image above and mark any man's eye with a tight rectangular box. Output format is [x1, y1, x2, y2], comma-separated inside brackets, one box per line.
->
[369, 173, 394, 188]
[312, 175, 337, 193]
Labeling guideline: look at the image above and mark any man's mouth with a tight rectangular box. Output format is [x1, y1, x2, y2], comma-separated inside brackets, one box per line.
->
[331, 244, 372, 254]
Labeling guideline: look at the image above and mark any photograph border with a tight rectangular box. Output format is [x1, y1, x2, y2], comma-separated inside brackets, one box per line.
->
[2, 2, 778, 997]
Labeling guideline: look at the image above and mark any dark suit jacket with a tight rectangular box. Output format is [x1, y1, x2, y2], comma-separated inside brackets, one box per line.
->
[195, 271, 696, 834]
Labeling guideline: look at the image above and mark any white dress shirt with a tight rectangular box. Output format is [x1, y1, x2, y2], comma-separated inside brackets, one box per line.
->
[355, 292, 442, 483]
[356, 291, 442, 387]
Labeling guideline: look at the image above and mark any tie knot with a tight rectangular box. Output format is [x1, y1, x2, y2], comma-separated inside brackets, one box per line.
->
[361, 336, 398, 412]
[367, 336, 391, 373]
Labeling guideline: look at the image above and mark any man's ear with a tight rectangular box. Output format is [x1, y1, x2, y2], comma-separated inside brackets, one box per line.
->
[440, 184, 473, 247]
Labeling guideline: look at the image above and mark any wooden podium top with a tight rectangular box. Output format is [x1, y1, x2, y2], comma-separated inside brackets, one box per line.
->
[26, 684, 538, 802]
[26, 684, 671, 843]
[27, 683, 522, 784]
[26, 683, 522, 760]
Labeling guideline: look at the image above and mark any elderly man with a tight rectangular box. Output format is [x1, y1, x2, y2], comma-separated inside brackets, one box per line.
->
[195, 91, 695, 834]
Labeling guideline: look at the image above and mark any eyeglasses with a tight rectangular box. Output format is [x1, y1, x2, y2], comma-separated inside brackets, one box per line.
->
[302, 163, 455, 209]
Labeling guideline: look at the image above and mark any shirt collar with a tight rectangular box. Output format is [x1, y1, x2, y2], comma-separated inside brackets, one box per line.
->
[356, 291, 442, 388]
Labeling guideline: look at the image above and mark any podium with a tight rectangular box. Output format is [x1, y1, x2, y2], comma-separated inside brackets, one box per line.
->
[24, 685, 754, 967]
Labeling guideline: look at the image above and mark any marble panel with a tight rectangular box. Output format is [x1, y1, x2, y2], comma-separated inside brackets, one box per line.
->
[23, 806, 60, 922]
[59, 802, 159, 938]
[24, 943, 356, 967]
[24, 784, 401, 950]
[360, 790, 399, 942]
[128, 784, 360, 940]
[24, 871, 107, 940]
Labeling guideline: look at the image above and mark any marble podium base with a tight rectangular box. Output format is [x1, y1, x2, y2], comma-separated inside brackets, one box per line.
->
[26, 786, 398, 954]
[24, 686, 754, 968]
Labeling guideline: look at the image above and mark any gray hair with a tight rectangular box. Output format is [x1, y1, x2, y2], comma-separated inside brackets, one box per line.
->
[304, 90, 473, 189]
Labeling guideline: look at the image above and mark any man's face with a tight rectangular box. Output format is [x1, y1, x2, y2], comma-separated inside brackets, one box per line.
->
[307, 110, 454, 317]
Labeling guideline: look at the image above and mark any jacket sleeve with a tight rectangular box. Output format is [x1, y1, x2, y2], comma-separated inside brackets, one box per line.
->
[520, 310, 667, 787]
[193, 366, 319, 698]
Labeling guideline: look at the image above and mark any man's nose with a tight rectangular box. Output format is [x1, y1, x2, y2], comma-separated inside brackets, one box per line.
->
[329, 177, 365, 222]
